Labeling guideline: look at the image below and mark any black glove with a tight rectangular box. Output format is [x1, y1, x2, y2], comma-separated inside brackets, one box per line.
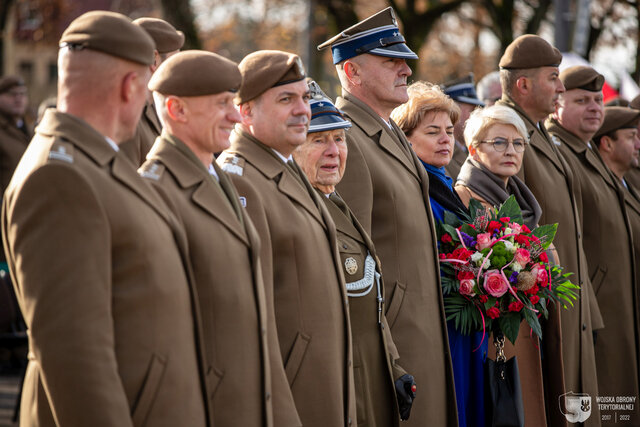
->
[395, 373, 417, 421]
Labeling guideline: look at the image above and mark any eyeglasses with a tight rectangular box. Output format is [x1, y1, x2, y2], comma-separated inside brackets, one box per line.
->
[480, 137, 527, 153]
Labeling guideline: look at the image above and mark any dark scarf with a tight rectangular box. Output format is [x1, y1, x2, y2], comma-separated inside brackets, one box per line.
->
[456, 157, 542, 229]
[423, 162, 469, 220]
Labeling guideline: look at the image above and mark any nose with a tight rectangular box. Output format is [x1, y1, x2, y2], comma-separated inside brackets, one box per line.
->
[556, 79, 566, 94]
[438, 130, 450, 144]
[399, 60, 412, 77]
[228, 105, 242, 124]
[504, 141, 517, 155]
[325, 139, 339, 157]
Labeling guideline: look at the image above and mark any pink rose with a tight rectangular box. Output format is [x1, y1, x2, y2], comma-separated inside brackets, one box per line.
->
[459, 279, 476, 297]
[509, 222, 522, 234]
[514, 248, 531, 266]
[476, 233, 493, 250]
[531, 264, 549, 287]
[483, 270, 509, 297]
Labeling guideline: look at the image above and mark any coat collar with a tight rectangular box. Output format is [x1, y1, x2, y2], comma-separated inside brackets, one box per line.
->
[147, 133, 249, 244]
[143, 101, 162, 136]
[228, 128, 326, 228]
[0, 112, 30, 143]
[37, 109, 174, 225]
[336, 91, 419, 180]
[498, 96, 564, 173]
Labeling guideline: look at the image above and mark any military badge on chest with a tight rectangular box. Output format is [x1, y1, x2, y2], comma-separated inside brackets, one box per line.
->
[344, 257, 358, 275]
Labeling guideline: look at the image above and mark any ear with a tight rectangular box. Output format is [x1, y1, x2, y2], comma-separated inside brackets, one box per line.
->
[599, 135, 614, 154]
[515, 76, 530, 96]
[343, 60, 362, 86]
[166, 96, 188, 123]
[150, 50, 161, 73]
[469, 144, 479, 159]
[238, 101, 254, 126]
[121, 71, 142, 103]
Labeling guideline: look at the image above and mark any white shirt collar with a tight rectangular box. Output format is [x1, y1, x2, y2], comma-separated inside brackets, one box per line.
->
[271, 148, 292, 163]
[105, 136, 119, 152]
[208, 163, 219, 181]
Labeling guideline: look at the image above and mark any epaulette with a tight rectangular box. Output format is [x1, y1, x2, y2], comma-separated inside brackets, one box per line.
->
[139, 161, 165, 181]
[220, 155, 245, 176]
[48, 140, 74, 164]
[551, 134, 562, 146]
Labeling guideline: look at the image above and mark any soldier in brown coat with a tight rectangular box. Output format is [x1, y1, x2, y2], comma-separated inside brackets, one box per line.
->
[139, 51, 301, 427]
[217, 51, 356, 427]
[120, 17, 184, 165]
[2, 12, 211, 426]
[548, 71, 639, 425]
[496, 35, 594, 426]
[318, 8, 457, 426]
[293, 82, 415, 426]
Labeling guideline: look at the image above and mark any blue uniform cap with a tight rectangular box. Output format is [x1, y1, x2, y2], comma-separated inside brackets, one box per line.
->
[443, 82, 485, 107]
[308, 81, 352, 133]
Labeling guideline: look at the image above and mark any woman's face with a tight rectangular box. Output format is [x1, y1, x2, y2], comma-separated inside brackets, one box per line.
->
[407, 110, 454, 168]
[471, 123, 526, 183]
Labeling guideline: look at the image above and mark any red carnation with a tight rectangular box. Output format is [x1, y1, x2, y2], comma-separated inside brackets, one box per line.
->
[521, 225, 531, 233]
[457, 270, 475, 280]
[441, 234, 452, 243]
[530, 295, 540, 305]
[479, 295, 489, 303]
[487, 307, 501, 319]
[539, 252, 549, 263]
[488, 221, 502, 233]
[439, 253, 446, 260]
[500, 217, 510, 223]
[525, 285, 539, 295]
[515, 235, 530, 246]
[508, 301, 524, 312]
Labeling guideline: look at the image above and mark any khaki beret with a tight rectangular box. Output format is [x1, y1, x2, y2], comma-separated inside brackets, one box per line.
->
[630, 95, 640, 110]
[595, 107, 640, 139]
[606, 97, 630, 107]
[560, 65, 604, 92]
[149, 50, 241, 96]
[499, 34, 562, 70]
[0, 75, 25, 94]
[60, 11, 154, 65]
[133, 17, 184, 54]
[237, 50, 306, 104]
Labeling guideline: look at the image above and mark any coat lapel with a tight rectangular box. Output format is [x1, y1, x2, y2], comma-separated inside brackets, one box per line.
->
[337, 92, 419, 180]
[322, 193, 364, 243]
[144, 102, 162, 135]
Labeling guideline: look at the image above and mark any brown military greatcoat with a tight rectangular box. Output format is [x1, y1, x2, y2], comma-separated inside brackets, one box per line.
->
[217, 129, 356, 427]
[335, 91, 457, 427]
[2, 110, 210, 427]
[322, 191, 406, 427]
[548, 118, 640, 424]
[140, 133, 301, 427]
[497, 97, 598, 426]
[121, 101, 162, 166]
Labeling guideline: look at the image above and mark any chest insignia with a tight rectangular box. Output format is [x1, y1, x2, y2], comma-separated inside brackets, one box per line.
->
[344, 257, 358, 275]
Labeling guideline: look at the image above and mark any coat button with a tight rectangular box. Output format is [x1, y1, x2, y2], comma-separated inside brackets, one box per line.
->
[343, 244, 348, 249]
[582, 323, 587, 331]
[266, 392, 271, 400]
[261, 327, 266, 336]
[348, 417, 352, 425]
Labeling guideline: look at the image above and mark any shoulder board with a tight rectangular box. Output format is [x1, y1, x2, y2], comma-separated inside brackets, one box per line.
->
[551, 135, 562, 146]
[220, 154, 245, 176]
[48, 140, 74, 164]
[139, 161, 165, 181]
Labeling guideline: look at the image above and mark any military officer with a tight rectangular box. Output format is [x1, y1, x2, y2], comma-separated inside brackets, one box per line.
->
[625, 96, 640, 191]
[2, 12, 210, 426]
[496, 35, 594, 426]
[139, 50, 300, 427]
[476, 70, 502, 107]
[293, 81, 416, 425]
[548, 67, 639, 426]
[318, 8, 457, 426]
[217, 50, 356, 427]
[442, 74, 484, 179]
[120, 17, 184, 165]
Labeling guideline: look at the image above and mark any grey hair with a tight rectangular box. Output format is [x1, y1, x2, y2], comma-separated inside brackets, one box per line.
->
[463, 104, 529, 149]
[476, 71, 501, 102]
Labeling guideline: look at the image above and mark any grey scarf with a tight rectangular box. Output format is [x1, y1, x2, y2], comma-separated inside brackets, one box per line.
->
[456, 157, 542, 229]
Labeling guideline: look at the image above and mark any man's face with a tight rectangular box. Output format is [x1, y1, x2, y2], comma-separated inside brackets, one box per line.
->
[244, 79, 311, 157]
[183, 91, 242, 154]
[611, 127, 640, 170]
[0, 85, 28, 119]
[294, 128, 347, 194]
[529, 66, 565, 117]
[358, 54, 412, 112]
[556, 88, 604, 142]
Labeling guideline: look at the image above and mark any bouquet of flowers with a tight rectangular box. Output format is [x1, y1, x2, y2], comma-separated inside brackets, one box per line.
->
[437, 195, 580, 344]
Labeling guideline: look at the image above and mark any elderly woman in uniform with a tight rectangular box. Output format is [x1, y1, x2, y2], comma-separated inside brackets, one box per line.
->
[293, 81, 416, 426]
[391, 81, 483, 427]
[454, 104, 564, 427]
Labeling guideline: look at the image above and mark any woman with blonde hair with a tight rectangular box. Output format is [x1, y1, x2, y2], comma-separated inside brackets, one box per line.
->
[391, 82, 483, 427]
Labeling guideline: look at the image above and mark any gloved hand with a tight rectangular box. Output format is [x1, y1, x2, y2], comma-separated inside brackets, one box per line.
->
[395, 373, 417, 421]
